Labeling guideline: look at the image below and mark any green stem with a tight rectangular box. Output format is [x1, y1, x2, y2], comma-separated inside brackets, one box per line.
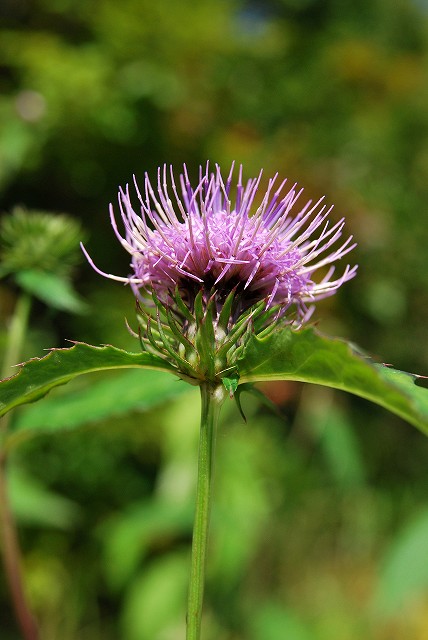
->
[0, 292, 39, 640]
[186, 382, 225, 640]
[2, 292, 32, 381]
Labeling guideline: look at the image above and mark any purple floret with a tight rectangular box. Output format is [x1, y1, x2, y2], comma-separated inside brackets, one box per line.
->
[82, 163, 357, 324]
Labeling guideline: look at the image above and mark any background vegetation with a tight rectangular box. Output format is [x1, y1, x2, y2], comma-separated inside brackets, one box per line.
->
[1, 0, 428, 638]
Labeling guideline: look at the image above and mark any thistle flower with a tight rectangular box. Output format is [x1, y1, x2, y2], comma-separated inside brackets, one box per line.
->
[82, 163, 357, 383]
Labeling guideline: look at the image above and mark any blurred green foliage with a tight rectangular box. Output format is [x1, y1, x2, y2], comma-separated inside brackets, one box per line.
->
[1, 0, 428, 638]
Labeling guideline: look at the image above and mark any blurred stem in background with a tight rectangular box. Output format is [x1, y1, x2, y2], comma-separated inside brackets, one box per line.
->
[2, 292, 31, 382]
[0, 291, 40, 640]
[0, 208, 84, 640]
[187, 383, 224, 640]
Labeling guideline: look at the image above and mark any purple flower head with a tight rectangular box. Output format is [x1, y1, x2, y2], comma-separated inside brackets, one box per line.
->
[83, 162, 357, 326]
[82, 163, 357, 383]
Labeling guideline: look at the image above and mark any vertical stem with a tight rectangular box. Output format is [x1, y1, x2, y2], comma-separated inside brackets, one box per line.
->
[0, 455, 39, 640]
[186, 382, 225, 640]
[0, 292, 39, 640]
[2, 292, 32, 381]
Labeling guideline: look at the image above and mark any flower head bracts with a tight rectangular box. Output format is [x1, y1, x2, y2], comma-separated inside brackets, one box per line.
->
[82, 163, 357, 383]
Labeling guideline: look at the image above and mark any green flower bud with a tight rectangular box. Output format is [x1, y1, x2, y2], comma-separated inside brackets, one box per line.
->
[0, 207, 84, 279]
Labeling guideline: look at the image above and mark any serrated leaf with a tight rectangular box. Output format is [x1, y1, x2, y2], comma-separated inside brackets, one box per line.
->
[237, 326, 428, 435]
[2, 327, 427, 439]
[0, 342, 178, 419]
[15, 269, 87, 314]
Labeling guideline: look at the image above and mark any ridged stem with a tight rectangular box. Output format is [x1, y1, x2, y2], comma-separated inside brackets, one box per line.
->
[186, 382, 225, 640]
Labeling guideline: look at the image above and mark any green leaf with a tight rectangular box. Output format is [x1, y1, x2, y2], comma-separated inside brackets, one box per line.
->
[9, 467, 80, 529]
[13, 369, 186, 436]
[249, 603, 314, 640]
[15, 269, 87, 314]
[306, 399, 366, 488]
[373, 508, 428, 616]
[121, 552, 189, 640]
[0, 342, 178, 419]
[237, 327, 428, 435]
[100, 499, 193, 590]
[2, 327, 427, 438]
[222, 375, 239, 397]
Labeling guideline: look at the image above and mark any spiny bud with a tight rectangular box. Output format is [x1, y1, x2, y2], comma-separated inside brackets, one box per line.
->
[0, 207, 84, 278]
[83, 162, 357, 383]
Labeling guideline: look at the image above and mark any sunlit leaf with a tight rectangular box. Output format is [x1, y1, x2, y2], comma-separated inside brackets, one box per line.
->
[1, 328, 427, 440]
[238, 327, 428, 435]
[249, 603, 314, 640]
[0, 342, 178, 419]
[222, 375, 239, 397]
[121, 552, 188, 640]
